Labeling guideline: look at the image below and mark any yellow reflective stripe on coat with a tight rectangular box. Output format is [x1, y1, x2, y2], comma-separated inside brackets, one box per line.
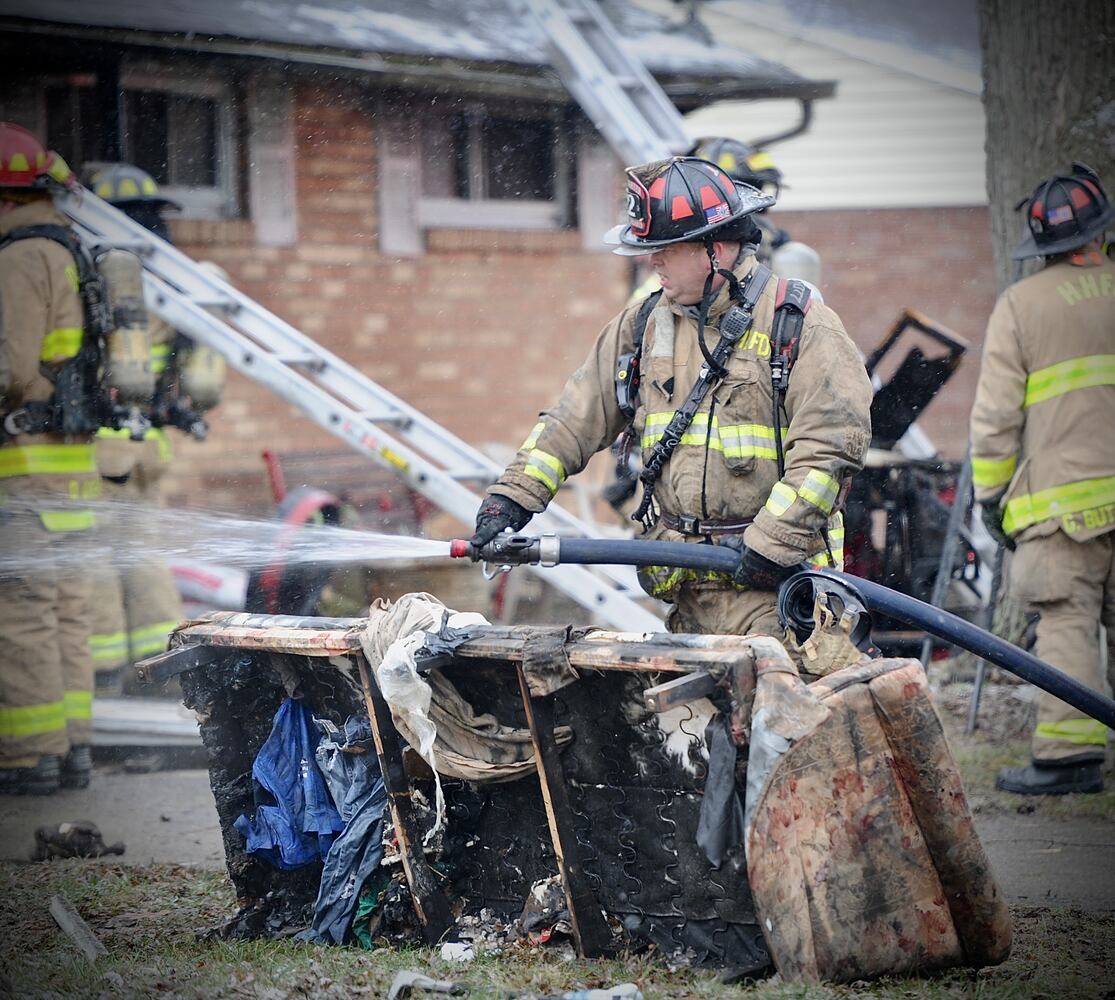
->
[765, 482, 798, 517]
[809, 513, 846, 569]
[1003, 475, 1115, 534]
[639, 564, 728, 599]
[63, 690, 93, 722]
[90, 630, 128, 663]
[520, 422, 546, 451]
[642, 411, 783, 459]
[39, 510, 95, 532]
[1024, 354, 1115, 407]
[39, 326, 83, 363]
[524, 449, 566, 495]
[150, 342, 172, 375]
[971, 454, 1018, 491]
[0, 444, 96, 478]
[129, 620, 179, 659]
[799, 469, 840, 514]
[1034, 719, 1107, 746]
[0, 700, 66, 739]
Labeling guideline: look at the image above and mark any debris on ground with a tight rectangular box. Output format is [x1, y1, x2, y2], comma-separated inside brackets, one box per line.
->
[48, 894, 107, 961]
[388, 970, 468, 999]
[31, 821, 125, 861]
[519, 876, 572, 945]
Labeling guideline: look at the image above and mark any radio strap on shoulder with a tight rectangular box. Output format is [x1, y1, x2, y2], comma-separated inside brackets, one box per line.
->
[631, 264, 772, 531]
[770, 277, 812, 478]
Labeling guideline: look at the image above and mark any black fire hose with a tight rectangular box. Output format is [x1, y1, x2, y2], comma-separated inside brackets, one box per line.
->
[449, 533, 1115, 731]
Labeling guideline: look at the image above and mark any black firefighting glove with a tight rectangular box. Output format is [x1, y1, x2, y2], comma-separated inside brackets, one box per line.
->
[718, 536, 801, 591]
[980, 500, 1015, 552]
[470, 494, 532, 549]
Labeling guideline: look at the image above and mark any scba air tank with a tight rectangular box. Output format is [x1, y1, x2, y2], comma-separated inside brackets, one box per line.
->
[95, 248, 154, 405]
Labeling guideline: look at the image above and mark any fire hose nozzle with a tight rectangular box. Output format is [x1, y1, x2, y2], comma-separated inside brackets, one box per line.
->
[448, 534, 560, 569]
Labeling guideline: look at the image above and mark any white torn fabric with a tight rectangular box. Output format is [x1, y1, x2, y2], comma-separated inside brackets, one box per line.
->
[361, 593, 487, 843]
[359, 593, 575, 842]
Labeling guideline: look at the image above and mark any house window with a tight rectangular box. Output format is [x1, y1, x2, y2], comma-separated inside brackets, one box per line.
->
[123, 89, 220, 189]
[448, 112, 557, 202]
[44, 68, 238, 219]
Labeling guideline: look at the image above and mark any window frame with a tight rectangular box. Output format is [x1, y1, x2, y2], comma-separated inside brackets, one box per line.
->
[419, 98, 572, 232]
[119, 64, 239, 220]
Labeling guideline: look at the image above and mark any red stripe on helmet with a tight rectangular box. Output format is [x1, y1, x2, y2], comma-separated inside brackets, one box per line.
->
[699, 185, 721, 209]
[671, 195, 694, 220]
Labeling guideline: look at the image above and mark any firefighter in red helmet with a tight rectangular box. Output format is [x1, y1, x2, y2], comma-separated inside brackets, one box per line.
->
[473, 157, 870, 645]
[971, 163, 1115, 795]
[0, 123, 98, 794]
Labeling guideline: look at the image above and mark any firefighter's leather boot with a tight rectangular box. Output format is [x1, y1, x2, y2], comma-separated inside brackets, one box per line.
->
[996, 758, 1104, 796]
[61, 745, 93, 790]
[0, 754, 62, 795]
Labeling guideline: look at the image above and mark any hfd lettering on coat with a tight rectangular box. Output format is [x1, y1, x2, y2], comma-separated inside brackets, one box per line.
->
[1057, 270, 1115, 306]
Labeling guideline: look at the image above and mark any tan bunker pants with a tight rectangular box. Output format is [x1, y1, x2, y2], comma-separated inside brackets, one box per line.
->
[666, 584, 783, 642]
[90, 435, 183, 687]
[0, 507, 95, 762]
[1011, 530, 1115, 763]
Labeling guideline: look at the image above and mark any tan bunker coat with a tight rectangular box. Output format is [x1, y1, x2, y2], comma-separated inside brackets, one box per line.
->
[490, 255, 872, 638]
[970, 253, 1115, 761]
[0, 199, 98, 761]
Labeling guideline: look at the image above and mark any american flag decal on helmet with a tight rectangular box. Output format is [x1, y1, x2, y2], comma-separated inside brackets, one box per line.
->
[705, 202, 731, 224]
[1047, 204, 1073, 225]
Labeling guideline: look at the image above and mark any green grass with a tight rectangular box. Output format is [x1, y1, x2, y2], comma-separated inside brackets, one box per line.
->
[938, 702, 1115, 822]
[2, 862, 1113, 999]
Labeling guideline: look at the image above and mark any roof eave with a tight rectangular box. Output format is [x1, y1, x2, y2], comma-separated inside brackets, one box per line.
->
[0, 18, 834, 108]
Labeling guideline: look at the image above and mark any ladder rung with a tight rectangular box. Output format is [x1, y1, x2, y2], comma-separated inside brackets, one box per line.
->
[271, 352, 320, 365]
[356, 411, 412, 428]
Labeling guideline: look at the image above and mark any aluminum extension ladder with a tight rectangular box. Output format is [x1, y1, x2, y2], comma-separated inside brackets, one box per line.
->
[523, 0, 692, 164]
[57, 189, 662, 632]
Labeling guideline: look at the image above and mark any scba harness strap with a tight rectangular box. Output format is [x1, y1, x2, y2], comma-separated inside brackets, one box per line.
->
[0, 224, 111, 439]
[614, 272, 815, 523]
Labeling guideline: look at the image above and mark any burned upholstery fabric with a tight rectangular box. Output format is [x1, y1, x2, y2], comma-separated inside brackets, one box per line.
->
[745, 656, 1011, 983]
[514, 624, 594, 697]
[360, 594, 573, 783]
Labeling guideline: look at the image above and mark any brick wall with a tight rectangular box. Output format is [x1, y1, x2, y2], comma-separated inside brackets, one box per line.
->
[777, 206, 997, 458]
[162, 80, 631, 514]
[162, 83, 995, 515]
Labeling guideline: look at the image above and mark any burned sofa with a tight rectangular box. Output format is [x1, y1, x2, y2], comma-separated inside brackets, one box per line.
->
[140, 593, 1012, 983]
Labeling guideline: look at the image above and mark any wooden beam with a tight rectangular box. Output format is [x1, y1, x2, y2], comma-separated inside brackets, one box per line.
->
[643, 670, 718, 713]
[356, 656, 454, 945]
[515, 665, 612, 958]
[168, 624, 360, 656]
[134, 643, 230, 685]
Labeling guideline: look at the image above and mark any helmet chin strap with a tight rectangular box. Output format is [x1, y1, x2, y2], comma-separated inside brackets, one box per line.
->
[695, 237, 744, 374]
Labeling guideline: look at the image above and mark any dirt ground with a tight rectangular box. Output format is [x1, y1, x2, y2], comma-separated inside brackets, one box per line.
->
[0, 674, 1112, 997]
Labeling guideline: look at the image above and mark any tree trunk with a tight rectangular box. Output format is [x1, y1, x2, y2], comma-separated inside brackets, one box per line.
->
[979, 0, 1115, 290]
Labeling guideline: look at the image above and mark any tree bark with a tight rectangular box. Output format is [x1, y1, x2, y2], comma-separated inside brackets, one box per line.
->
[979, 0, 1115, 290]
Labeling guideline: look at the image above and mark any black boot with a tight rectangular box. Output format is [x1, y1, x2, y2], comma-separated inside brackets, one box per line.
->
[61, 745, 93, 790]
[0, 754, 61, 796]
[996, 759, 1104, 795]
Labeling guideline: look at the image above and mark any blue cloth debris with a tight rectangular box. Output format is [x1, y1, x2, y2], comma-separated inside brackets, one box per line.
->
[234, 698, 344, 870]
[301, 715, 388, 945]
